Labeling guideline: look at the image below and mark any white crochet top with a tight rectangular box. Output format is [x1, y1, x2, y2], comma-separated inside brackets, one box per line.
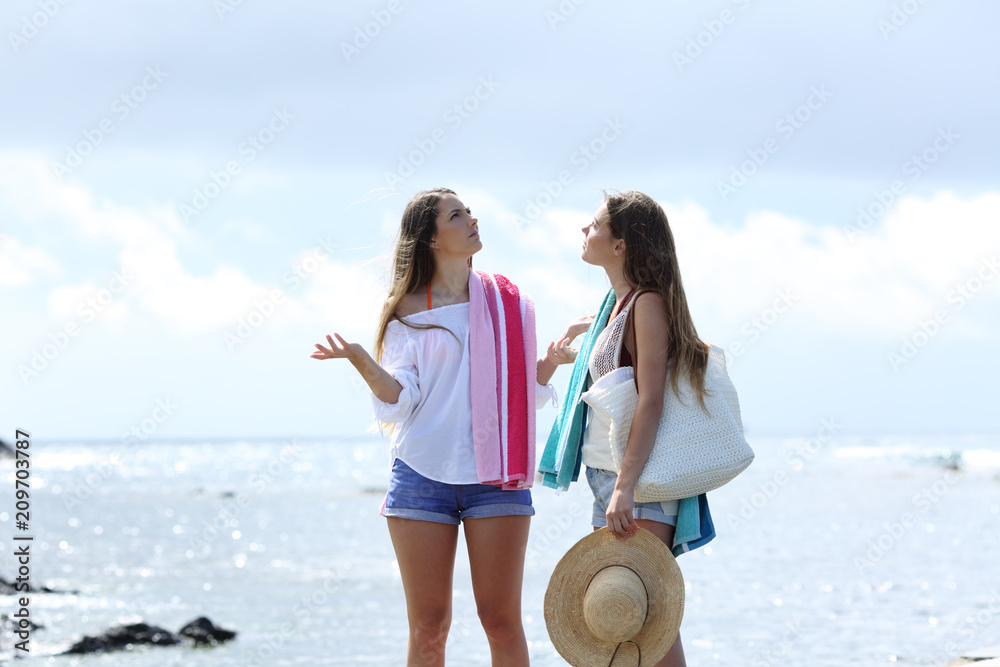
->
[581, 298, 635, 471]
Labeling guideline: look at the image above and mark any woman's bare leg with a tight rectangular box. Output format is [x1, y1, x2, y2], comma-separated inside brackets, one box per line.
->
[636, 518, 686, 667]
[464, 515, 531, 667]
[387, 517, 460, 667]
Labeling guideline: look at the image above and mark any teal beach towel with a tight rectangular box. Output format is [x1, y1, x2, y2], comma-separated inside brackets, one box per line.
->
[538, 289, 616, 490]
[537, 288, 715, 556]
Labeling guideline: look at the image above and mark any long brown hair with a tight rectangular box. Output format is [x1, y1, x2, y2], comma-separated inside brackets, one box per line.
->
[605, 190, 710, 407]
[373, 188, 468, 364]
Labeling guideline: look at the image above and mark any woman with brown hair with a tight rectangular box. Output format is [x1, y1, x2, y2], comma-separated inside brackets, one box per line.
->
[311, 188, 567, 667]
[540, 190, 717, 667]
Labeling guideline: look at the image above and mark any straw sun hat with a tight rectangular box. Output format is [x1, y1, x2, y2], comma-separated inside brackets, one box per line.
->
[544, 528, 685, 667]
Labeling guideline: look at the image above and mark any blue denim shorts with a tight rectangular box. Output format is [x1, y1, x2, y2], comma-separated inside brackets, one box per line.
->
[381, 459, 535, 525]
[585, 466, 678, 528]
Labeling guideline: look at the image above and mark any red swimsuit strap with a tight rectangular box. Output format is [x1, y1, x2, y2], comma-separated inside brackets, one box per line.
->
[613, 288, 637, 318]
[617, 288, 640, 367]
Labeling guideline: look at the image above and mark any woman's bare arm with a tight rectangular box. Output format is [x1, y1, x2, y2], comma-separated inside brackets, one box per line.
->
[536, 312, 597, 384]
[604, 292, 670, 538]
[311, 333, 404, 404]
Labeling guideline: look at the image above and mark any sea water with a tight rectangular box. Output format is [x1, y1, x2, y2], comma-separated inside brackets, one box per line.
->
[1, 433, 999, 666]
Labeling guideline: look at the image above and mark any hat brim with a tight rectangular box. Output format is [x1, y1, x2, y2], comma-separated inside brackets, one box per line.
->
[544, 528, 684, 667]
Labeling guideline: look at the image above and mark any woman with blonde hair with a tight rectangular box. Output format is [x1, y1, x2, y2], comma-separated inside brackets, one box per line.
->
[311, 187, 567, 667]
[540, 190, 717, 667]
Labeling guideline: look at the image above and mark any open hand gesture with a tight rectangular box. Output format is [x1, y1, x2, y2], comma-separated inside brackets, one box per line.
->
[561, 313, 595, 344]
[310, 333, 363, 362]
[546, 338, 579, 365]
[544, 313, 596, 365]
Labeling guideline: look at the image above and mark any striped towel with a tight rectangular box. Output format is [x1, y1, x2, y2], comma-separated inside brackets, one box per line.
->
[538, 289, 617, 490]
[469, 269, 537, 489]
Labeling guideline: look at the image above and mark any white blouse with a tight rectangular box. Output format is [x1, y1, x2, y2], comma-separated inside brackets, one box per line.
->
[370, 302, 559, 485]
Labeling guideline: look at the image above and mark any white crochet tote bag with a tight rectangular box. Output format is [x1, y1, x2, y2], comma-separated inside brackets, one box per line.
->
[580, 297, 753, 501]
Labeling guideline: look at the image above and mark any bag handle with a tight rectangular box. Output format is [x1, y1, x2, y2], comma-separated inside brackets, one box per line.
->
[620, 289, 657, 390]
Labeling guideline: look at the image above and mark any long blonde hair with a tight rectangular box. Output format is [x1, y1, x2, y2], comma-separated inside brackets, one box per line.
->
[605, 190, 710, 407]
[373, 188, 469, 364]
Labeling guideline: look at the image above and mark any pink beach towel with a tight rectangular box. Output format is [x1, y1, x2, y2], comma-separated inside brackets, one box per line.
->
[469, 269, 537, 489]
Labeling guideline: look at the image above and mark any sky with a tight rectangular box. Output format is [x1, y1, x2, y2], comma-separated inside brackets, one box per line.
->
[2, 0, 999, 442]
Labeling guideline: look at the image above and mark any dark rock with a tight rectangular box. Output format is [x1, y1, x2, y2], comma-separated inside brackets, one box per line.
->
[0, 437, 14, 458]
[63, 623, 180, 655]
[937, 452, 962, 471]
[1, 613, 44, 631]
[0, 574, 74, 595]
[0, 575, 20, 595]
[178, 617, 237, 646]
[60, 618, 236, 655]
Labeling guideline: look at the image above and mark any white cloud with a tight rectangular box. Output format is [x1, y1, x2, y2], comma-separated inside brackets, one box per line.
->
[7, 150, 996, 350]
[0, 152, 408, 344]
[0, 153, 271, 334]
[218, 218, 271, 242]
[490, 191, 1000, 339]
[690, 190, 1000, 335]
[48, 280, 131, 327]
[0, 235, 63, 286]
[298, 259, 389, 340]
